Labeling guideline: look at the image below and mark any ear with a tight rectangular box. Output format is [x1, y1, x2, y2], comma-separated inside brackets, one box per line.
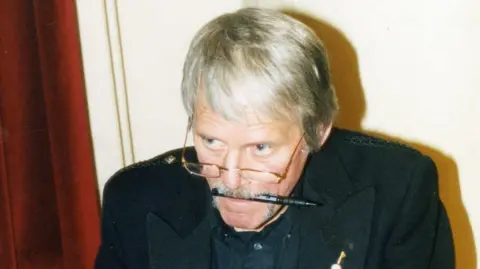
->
[318, 122, 333, 147]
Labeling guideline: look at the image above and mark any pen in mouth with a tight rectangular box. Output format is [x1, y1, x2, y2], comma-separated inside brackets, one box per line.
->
[211, 188, 322, 207]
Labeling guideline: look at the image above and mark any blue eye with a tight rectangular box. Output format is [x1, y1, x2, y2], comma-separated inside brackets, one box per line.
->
[254, 144, 272, 156]
[202, 137, 223, 150]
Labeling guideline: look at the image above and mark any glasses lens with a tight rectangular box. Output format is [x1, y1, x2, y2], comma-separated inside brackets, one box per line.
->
[183, 162, 281, 183]
[184, 163, 220, 178]
[240, 170, 280, 184]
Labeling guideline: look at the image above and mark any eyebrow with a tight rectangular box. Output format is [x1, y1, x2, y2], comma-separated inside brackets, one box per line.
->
[193, 120, 294, 142]
[194, 131, 223, 141]
[196, 130, 287, 147]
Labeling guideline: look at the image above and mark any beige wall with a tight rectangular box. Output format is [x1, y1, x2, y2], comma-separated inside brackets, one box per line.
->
[76, 0, 243, 192]
[274, 1, 479, 268]
[76, 0, 479, 267]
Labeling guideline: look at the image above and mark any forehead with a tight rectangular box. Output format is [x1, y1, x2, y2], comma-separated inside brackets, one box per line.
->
[193, 101, 300, 142]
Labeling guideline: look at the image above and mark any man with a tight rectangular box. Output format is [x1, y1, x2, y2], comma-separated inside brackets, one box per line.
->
[94, 7, 454, 269]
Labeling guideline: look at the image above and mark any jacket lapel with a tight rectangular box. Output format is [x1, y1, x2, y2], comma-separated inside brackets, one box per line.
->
[145, 168, 213, 269]
[298, 133, 376, 269]
[298, 187, 375, 269]
[146, 211, 211, 269]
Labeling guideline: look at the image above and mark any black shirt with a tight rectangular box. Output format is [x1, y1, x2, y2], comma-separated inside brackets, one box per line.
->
[210, 207, 299, 269]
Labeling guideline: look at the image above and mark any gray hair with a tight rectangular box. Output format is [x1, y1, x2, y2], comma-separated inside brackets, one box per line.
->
[181, 7, 338, 150]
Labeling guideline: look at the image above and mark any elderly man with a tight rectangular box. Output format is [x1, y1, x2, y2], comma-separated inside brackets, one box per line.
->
[94, 7, 454, 269]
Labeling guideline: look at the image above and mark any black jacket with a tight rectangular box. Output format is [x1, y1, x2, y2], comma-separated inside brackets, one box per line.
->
[94, 128, 454, 269]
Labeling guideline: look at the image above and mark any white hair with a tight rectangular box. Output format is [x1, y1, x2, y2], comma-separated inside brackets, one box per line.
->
[181, 7, 338, 150]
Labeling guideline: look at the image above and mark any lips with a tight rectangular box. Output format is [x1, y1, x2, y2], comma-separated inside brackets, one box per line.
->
[220, 196, 250, 205]
[217, 196, 265, 212]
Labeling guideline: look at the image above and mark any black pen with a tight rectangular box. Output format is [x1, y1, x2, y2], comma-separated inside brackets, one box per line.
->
[211, 188, 322, 207]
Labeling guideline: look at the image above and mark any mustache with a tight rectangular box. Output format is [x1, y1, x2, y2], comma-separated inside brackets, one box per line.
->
[211, 183, 322, 207]
[211, 183, 274, 199]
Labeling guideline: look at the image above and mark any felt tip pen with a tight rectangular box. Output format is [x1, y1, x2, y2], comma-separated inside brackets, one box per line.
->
[211, 188, 322, 207]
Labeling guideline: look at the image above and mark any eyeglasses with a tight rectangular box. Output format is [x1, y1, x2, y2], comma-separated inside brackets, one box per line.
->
[181, 126, 305, 184]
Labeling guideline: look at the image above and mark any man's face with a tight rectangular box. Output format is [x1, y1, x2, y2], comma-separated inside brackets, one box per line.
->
[192, 98, 309, 231]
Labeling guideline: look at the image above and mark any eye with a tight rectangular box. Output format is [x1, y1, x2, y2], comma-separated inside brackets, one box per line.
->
[253, 144, 272, 156]
[201, 137, 223, 150]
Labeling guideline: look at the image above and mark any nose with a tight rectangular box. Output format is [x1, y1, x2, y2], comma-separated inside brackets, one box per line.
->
[221, 150, 243, 189]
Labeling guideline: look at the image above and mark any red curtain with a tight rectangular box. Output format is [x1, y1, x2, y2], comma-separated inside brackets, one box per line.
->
[0, 1, 101, 269]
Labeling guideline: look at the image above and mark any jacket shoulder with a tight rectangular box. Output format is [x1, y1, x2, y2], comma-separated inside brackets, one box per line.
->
[114, 147, 185, 175]
[330, 128, 436, 189]
[334, 128, 422, 157]
[331, 128, 426, 165]
[101, 147, 191, 204]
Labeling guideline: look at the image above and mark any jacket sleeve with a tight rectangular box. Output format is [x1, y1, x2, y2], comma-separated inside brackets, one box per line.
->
[94, 183, 127, 269]
[383, 156, 455, 269]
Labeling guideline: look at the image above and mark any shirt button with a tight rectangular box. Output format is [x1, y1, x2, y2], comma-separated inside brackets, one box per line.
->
[253, 242, 263, 250]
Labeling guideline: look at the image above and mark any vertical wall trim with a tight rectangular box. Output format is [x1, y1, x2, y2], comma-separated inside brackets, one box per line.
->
[103, 0, 135, 166]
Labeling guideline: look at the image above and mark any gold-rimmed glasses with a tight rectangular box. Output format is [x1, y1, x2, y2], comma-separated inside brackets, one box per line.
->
[181, 126, 305, 184]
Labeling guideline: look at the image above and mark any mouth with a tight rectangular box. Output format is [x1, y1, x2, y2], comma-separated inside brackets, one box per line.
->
[211, 187, 322, 207]
[211, 188, 255, 200]
[220, 196, 251, 204]
[215, 196, 262, 213]
[211, 188, 273, 208]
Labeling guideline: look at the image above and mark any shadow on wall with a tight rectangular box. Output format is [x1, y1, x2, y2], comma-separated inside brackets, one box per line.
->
[283, 10, 477, 269]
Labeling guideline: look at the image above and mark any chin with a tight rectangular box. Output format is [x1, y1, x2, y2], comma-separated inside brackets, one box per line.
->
[223, 217, 261, 231]
[215, 198, 280, 230]
[219, 209, 264, 230]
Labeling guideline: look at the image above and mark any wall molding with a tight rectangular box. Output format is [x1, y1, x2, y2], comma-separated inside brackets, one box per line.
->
[103, 0, 136, 166]
[76, 0, 135, 194]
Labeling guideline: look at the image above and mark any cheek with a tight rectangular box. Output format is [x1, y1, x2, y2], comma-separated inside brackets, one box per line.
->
[194, 144, 226, 165]
[276, 158, 308, 195]
[205, 177, 221, 189]
[194, 147, 216, 165]
[194, 145, 207, 161]
[241, 179, 280, 194]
